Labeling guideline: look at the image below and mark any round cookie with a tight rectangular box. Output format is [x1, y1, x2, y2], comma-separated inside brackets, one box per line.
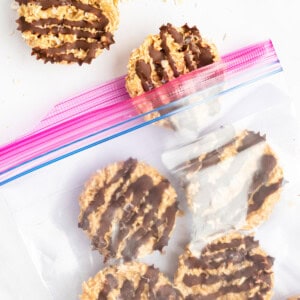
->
[16, 0, 119, 64]
[78, 158, 179, 261]
[81, 261, 183, 300]
[125, 23, 219, 126]
[174, 233, 274, 300]
[126, 23, 218, 97]
[167, 129, 283, 231]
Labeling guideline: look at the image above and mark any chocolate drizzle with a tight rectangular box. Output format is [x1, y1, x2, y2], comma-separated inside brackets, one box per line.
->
[135, 23, 216, 93]
[160, 25, 180, 78]
[135, 60, 154, 92]
[237, 132, 266, 152]
[133, 266, 160, 299]
[121, 180, 172, 260]
[17, 0, 106, 17]
[120, 280, 135, 299]
[79, 158, 178, 261]
[248, 180, 283, 214]
[154, 202, 178, 251]
[180, 235, 274, 299]
[90, 159, 138, 253]
[176, 131, 266, 173]
[16, 0, 116, 64]
[149, 45, 169, 83]
[78, 158, 137, 231]
[97, 274, 118, 299]
[18, 17, 107, 40]
[248, 154, 282, 214]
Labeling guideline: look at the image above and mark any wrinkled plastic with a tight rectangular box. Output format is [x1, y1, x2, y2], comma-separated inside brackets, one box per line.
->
[0, 41, 281, 186]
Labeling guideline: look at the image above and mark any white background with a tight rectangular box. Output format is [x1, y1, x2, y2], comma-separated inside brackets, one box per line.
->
[0, 0, 300, 299]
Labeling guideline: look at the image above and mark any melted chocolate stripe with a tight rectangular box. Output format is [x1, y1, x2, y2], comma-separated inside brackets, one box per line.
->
[184, 52, 195, 72]
[133, 266, 160, 300]
[248, 179, 283, 214]
[237, 132, 266, 152]
[135, 60, 154, 92]
[160, 25, 180, 78]
[201, 238, 259, 264]
[184, 249, 247, 270]
[183, 265, 266, 287]
[32, 34, 114, 64]
[78, 188, 105, 230]
[154, 202, 178, 251]
[91, 159, 138, 255]
[186, 247, 267, 272]
[244, 236, 260, 250]
[16, 0, 106, 19]
[17, 17, 104, 40]
[175, 131, 265, 173]
[148, 24, 184, 83]
[200, 131, 265, 170]
[33, 49, 87, 65]
[174, 135, 239, 173]
[218, 275, 271, 296]
[184, 236, 263, 270]
[32, 36, 114, 64]
[35, 40, 100, 54]
[203, 237, 243, 254]
[196, 45, 215, 68]
[248, 154, 282, 214]
[110, 175, 154, 254]
[250, 154, 277, 193]
[148, 45, 169, 83]
[182, 24, 215, 69]
[78, 158, 137, 230]
[97, 274, 118, 299]
[166, 24, 184, 44]
[120, 280, 135, 299]
[21, 17, 108, 31]
[121, 180, 170, 260]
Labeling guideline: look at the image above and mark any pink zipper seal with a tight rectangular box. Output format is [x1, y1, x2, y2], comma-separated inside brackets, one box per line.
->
[0, 40, 282, 185]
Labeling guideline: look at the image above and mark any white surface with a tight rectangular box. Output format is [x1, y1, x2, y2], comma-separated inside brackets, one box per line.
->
[0, 0, 300, 299]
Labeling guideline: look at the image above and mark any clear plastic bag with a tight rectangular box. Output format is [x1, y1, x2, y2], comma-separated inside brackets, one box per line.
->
[1, 40, 300, 299]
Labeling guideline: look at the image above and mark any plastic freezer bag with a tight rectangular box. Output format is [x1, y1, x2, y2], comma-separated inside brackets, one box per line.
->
[1, 41, 300, 299]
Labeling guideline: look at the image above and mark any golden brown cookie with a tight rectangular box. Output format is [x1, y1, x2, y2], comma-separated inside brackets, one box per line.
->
[81, 261, 183, 300]
[125, 23, 219, 127]
[126, 23, 218, 97]
[78, 158, 179, 261]
[288, 297, 300, 300]
[175, 233, 274, 300]
[16, 0, 119, 64]
[167, 129, 283, 231]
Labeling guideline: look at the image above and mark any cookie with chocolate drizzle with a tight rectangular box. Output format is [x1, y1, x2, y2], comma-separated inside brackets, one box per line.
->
[16, 0, 119, 64]
[163, 128, 284, 232]
[125, 23, 219, 127]
[126, 23, 218, 97]
[175, 233, 274, 300]
[78, 158, 179, 262]
[185, 130, 283, 230]
[80, 262, 183, 300]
